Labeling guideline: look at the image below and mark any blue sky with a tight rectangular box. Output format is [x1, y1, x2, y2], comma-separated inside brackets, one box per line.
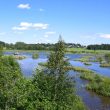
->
[0, 0, 110, 45]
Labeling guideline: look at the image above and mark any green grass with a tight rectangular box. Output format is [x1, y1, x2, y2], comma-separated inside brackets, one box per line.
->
[80, 70, 110, 97]
[38, 62, 47, 66]
[74, 55, 94, 62]
[4, 55, 26, 60]
[67, 48, 110, 54]
[100, 63, 110, 67]
[4, 49, 51, 53]
[74, 54, 108, 65]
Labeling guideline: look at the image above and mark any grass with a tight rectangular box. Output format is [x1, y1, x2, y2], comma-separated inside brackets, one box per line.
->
[74, 54, 108, 66]
[4, 55, 26, 60]
[65, 66, 95, 75]
[80, 70, 110, 97]
[66, 48, 110, 54]
[38, 62, 47, 66]
[100, 63, 110, 67]
[74, 55, 94, 62]
[3, 49, 51, 52]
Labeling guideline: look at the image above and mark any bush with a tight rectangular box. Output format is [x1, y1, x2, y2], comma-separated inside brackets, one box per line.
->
[32, 53, 39, 59]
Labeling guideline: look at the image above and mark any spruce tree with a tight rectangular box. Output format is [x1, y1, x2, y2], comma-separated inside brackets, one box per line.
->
[32, 36, 86, 110]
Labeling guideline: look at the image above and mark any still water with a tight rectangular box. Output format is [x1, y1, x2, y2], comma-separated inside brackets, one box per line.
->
[4, 52, 110, 110]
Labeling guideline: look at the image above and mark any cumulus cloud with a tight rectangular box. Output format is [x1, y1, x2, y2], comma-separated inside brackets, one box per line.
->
[12, 22, 49, 31]
[99, 34, 110, 39]
[12, 26, 29, 31]
[82, 33, 110, 39]
[18, 4, 31, 9]
[44, 31, 56, 38]
[33, 23, 48, 30]
[20, 22, 32, 27]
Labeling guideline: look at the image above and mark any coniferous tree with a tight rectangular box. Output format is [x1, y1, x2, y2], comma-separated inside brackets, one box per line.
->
[32, 36, 86, 110]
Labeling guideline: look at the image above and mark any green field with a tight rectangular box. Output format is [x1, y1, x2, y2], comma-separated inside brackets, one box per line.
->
[67, 47, 110, 54]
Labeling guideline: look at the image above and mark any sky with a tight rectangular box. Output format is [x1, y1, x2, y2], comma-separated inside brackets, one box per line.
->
[0, 0, 110, 45]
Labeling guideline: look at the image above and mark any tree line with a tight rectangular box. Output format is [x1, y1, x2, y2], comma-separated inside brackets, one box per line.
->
[0, 41, 83, 50]
[87, 44, 110, 50]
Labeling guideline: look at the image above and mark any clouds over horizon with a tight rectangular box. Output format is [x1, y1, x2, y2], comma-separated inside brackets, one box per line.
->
[99, 33, 110, 39]
[12, 22, 49, 31]
[83, 33, 110, 39]
[17, 4, 31, 9]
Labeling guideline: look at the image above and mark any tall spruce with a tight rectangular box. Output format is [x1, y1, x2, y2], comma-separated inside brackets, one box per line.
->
[46, 36, 85, 109]
[32, 36, 86, 110]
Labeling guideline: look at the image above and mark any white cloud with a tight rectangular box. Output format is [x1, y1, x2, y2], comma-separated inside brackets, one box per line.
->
[12, 26, 28, 31]
[81, 33, 110, 39]
[99, 34, 110, 39]
[18, 4, 31, 9]
[44, 31, 56, 38]
[12, 22, 49, 31]
[39, 8, 44, 12]
[33, 23, 48, 30]
[20, 22, 32, 27]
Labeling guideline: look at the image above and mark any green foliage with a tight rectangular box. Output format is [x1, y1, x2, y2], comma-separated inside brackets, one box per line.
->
[97, 57, 103, 63]
[74, 55, 98, 63]
[105, 53, 110, 63]
[38, 62, 47, 66]
[30, 37, 86, 110]
[87, 80, 110, 97]
[80, 69, 110, 97]
[32, 53, 39, 59]
[87, 44, 110, 50]
[100, 63, 110, 67]
[0, 56, 36, 110]
[0, 56, 24, 109]
[0, 46, 3, 57]
[84, 62, 91, 65]
[0, 37, 86, 110]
